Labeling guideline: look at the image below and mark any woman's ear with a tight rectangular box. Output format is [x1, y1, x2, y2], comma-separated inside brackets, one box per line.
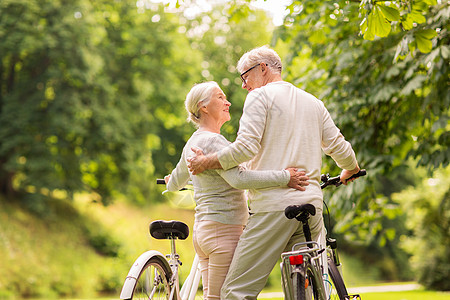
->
[199, 104, 208, 115]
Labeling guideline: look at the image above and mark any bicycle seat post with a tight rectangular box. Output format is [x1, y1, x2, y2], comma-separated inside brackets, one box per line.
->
[169, 235, 179, 262]
[297, 214, 313, 248]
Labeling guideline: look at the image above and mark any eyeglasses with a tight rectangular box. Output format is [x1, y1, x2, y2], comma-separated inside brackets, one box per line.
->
[240, 63, 260, 85]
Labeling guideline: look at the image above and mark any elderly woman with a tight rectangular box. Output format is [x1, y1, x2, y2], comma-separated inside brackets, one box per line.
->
[165, 81, 303, 300]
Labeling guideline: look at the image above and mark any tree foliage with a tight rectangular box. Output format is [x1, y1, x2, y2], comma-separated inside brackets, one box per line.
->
[393, 166, 450, 290]
[0, 0, 201, 204]
[229, 0, 440, 57]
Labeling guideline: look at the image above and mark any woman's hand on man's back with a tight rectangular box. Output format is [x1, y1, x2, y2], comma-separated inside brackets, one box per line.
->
[286, 168, 309, 191]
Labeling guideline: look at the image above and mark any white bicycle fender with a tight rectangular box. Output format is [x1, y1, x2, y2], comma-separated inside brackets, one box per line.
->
[120, 250, 171, 299]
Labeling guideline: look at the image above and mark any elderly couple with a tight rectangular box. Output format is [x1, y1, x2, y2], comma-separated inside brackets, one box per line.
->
[164, 46, 360, 300]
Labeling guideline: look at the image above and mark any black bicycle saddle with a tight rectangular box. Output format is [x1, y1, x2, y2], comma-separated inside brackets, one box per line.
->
[284, 204, 316, 220]
[149, 220, 189, 240]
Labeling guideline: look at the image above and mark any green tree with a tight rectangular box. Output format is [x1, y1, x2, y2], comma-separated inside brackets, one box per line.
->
[0, 0, 106, 199]
[393, 166, 450, 290]
[0, 0, 201, 204]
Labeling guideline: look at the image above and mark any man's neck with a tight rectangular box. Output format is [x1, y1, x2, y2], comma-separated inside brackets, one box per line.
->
[265, 73, 283, 85]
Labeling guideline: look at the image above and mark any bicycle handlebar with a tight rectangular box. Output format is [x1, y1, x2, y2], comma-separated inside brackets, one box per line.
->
[320, 169, 366, 189]
[156, 178, 191, 191]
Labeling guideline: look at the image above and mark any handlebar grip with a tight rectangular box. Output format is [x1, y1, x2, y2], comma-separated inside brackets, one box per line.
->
[347, 169, 366, 181]
[156, 179, 166, 184]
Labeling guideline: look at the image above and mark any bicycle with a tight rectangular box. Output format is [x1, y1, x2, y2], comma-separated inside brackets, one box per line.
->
[120, 220, 201, 300]
[280, 169, 366, 300]
[120, 171, 365, 300]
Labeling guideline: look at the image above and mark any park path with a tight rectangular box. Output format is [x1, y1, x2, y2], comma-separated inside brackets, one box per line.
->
[258, 283, 421, 298]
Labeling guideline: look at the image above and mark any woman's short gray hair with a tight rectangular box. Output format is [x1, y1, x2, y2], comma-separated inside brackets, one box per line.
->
[237, 45, 282, 74]
[185, 81, 220, 126]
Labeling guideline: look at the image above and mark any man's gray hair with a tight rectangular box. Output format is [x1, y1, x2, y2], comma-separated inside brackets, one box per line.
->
[237, 45, 282, 74]
[185, 81, 220, 126]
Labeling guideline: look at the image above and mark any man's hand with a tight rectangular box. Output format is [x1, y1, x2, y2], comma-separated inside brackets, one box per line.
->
[340, 165, 360, 185]
[286, 168, 310, 191]
[187, 147, 209, 175]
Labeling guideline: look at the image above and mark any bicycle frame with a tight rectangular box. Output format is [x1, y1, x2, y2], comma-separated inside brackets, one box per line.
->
[179, 254, 202, 300]
[168, 237, 181, 300]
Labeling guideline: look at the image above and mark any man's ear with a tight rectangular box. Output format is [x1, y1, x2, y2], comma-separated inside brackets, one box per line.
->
[260, 62, 268, 74]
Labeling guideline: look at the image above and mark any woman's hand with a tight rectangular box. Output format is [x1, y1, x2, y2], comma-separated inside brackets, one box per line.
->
[164, 175, 171, 184]
[286, 168, 309, 191]
[187, 147, 222, 174]
[187, 147, 207, 174]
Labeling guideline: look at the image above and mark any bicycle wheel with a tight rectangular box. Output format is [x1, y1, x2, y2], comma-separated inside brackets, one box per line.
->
[327, 257, 348, 300]
[293, 262, 323, 300]
[293, 267, 306, 300]
[132, 256, 174, 300]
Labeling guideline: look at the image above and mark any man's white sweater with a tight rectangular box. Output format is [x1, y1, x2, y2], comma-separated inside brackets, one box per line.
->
[218, 81, 358, 213]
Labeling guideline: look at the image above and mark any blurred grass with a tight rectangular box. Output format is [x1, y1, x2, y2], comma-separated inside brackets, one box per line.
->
[358, 290, 450, 299]
[0, 194, 197, 299]
[0, 197, 110, 298]
[339, 252, 383, 286]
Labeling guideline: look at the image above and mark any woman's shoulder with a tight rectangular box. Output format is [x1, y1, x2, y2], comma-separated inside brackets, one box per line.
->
[188, 131, 230, 154]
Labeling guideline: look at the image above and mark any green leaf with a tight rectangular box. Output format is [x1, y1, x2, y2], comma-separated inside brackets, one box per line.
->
[369, 6, 391, 38]
[402, 14, 414, 31]
[378, 5, 400, 22]
[418, 29, 437, 39]
[361, 17, 375, 41]
[409, 10, 427, 24]
[416, 34, 433, 53]
[415, 30, 436, 53]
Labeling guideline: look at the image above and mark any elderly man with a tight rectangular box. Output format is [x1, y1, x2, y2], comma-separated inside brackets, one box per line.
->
[188, 46, 360, 299]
